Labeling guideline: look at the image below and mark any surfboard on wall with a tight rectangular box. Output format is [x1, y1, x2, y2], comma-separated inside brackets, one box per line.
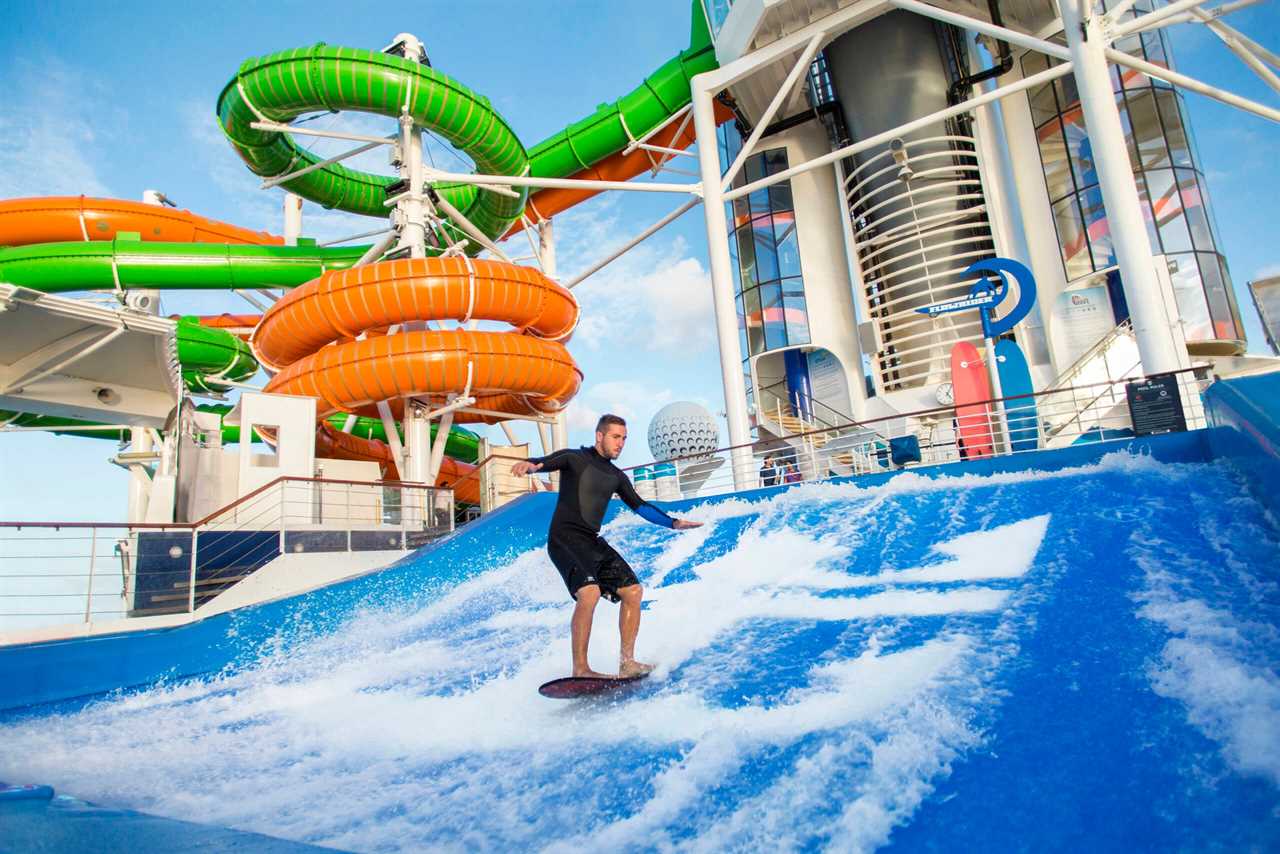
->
[951, 341, 994, 459]
[996, 338, 1040, 452]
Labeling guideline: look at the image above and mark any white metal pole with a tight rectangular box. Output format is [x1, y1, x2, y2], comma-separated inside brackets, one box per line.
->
[376, 400, 407, 480]
[84, 527, 97, 623]
[426, 409, 454, 485]
[538, 219, 557, 277]
[406, 402, 431, 483]
[283, 193, 303, 246]
[127, 426, 152, 523]
[398, 114, 428, 258]
[692, 78, 754, 491]
[1060, 0, 1183, 375]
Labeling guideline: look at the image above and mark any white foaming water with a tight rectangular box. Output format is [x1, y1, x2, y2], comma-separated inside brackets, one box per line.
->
[0, 461, 1090, 851]
[1135, 558, 1280, 787]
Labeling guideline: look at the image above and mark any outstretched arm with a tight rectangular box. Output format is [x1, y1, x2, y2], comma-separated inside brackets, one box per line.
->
[616, 472, 702, 530]
[511, 448, 576, 477]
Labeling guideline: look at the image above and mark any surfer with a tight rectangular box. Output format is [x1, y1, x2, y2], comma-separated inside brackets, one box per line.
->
[511, 414, 702, 679]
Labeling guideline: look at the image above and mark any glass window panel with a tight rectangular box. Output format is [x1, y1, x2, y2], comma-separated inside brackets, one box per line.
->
[1038, 119, 1075, 201]
[1053, 72, 1080, 113]
[1176, 169, 1214, 251]
[1133, 172, 1162, 253]
[743, 286, 765, 355]
[1053, 196, 1094, 281]
[737, 295, 750, 360]
[784, 292, 811, 346]
[774, 213, 801, 279]
[752, 213, 780, 284]
[1198, 252, 1238, 340]
[769, 180, 793, 213]
[736, 225, 758, 289]
[1146, 168, 1193, 253]
[1125, 89, 1169, 169]
[745, 153, 770, 214]
[1167, 253, 1212, 341]
[728, 228, 740, 281]
[764, 148, 788, 176]
[1155, 90, 1192, 167]
[1116, 93, 1140, 170]
[1141, 31, 1171, 85]
[732, 194, 750, 228]
[781, 276, 805, 298]
[760, 282, 787, 350]
[1079, 187, 1115, 271]
[1219, 255, 1246, 338]
[1061, 104, 1097, 190]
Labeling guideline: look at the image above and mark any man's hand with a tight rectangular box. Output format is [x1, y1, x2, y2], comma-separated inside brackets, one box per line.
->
[672, 519, 703, 530]
[511, 460, 543, 476]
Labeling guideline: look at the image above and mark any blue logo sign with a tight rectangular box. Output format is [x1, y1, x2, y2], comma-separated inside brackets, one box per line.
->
[915, 257, 1037, 339]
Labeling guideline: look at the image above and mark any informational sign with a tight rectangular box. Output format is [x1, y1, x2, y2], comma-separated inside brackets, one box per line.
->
[1051, 285, 1114, 368]
[1125, 373, 1187, 436]
[806, 348, 852, 419]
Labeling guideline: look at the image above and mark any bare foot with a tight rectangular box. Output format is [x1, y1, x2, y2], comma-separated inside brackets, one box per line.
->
[619, 659, 655, 678]
[572, 668, 617, 679]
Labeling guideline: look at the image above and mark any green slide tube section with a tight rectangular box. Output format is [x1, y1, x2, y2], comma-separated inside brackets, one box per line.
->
[0, 236, 366, 293]
[176, 317, 259, 394]
[527, 1, 718, 179]
[0, 406, 481, 465]
[216, 44, 529, 239]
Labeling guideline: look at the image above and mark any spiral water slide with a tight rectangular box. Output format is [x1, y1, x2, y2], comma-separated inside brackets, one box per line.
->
[0, 1, 722, 503]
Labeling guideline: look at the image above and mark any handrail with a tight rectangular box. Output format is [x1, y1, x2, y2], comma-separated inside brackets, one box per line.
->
[0, 475, 445, 530]
[620, 366, 1208, 473]
[1046, 318, 1136, 392]
[756, 378, 855, 431]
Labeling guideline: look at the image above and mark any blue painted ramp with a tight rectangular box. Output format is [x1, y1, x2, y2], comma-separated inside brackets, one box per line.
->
[0, 421, 1277, 849]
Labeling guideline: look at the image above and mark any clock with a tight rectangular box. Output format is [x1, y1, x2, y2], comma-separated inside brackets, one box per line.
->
[935, 383, 954, 406]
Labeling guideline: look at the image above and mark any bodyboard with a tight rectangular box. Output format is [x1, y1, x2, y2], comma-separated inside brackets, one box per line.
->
[538, 673, 650, 699]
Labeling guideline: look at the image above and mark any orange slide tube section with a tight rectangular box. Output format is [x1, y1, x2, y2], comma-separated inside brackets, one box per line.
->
[503, 101, 734, 240]
[253, 257, 582, 503]
[0, 196, 281, 246]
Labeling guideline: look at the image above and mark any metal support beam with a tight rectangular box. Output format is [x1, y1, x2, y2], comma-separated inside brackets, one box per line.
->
[262, 139, 387, 190]
[0, 326, 125, 394]
[1113, 0, 1210, 36]
[722, 33, 826, 190]
[1104, 46, 1280, 122]
[249, 121, 396, 147]
[431, 192, 514, 262]
[1188, 5, 1280, 94]
[1061, 0, 1184, 375]
[724, 63, 1075, 203]
[412, 168, 697, 196]
[564, 198, 701, 289]
[692, 76, 754, 492]
[889, 0, 1072, 62]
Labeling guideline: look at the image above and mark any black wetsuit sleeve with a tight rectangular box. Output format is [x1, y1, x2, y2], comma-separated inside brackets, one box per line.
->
[616, 472, 676, 529]
[527, 449, 578, 473]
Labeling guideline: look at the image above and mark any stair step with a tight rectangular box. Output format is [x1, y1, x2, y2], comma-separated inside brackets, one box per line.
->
[171, 574, 251, 590]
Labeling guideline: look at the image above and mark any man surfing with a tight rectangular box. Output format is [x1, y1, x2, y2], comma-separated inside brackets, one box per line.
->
[512, 414, 701, 680]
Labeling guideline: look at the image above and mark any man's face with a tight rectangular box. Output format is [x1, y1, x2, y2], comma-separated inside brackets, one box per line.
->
[596, 424, 627, 460]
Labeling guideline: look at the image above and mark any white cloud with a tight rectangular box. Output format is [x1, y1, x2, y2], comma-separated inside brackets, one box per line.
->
[542, 195, 717, 356]
[0, 60, 115, 198]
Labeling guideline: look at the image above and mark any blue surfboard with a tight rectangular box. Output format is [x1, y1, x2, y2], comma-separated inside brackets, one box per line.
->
[995, 338, 1039, 452]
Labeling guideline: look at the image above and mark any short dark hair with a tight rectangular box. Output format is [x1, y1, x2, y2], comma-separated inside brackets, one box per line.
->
[595, 414, 626, 434]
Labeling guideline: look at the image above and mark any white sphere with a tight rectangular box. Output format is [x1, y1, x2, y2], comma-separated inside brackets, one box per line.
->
[648, 401, 719, 462]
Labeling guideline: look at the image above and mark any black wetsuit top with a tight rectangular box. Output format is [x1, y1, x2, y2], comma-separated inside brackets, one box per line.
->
[529, 446, 675, 601]
[529, 446, 675, 534]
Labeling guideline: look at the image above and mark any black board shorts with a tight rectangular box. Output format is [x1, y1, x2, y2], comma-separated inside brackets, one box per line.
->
[546, 527, 639, 602]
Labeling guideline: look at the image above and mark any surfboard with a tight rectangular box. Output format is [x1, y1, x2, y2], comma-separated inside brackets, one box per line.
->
[995, 338, 1040, 452]
[950, 341, 994, 459]
[538, 673, 650, 699]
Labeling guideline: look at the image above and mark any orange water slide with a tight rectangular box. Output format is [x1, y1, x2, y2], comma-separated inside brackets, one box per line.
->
[253, 256, 583, 503]
[503, 101, 734, 240]
[0, 196, 281, 246]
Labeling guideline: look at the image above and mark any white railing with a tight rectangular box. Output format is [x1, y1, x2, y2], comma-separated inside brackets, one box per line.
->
[845, 135, 997, 392]
[0, 477, 452, 633]
[626, 368, 1212, 501]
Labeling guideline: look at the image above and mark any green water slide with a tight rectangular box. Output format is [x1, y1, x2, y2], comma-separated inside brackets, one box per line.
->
[216, 1, 717, 236]
[526, 3, 717, 178]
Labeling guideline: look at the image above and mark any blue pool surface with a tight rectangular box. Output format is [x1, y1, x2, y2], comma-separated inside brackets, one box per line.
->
[0, 376, 1276, 852]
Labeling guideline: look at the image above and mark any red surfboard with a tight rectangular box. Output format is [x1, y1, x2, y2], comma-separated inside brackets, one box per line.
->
[951, 341, 994, 459]
[538, 673, 649, 699]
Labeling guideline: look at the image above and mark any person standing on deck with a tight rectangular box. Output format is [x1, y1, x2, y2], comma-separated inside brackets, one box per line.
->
[511, 414, 702, 678]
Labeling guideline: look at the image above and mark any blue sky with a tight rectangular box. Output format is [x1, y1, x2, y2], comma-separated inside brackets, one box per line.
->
[0, 1, 1277, 523]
